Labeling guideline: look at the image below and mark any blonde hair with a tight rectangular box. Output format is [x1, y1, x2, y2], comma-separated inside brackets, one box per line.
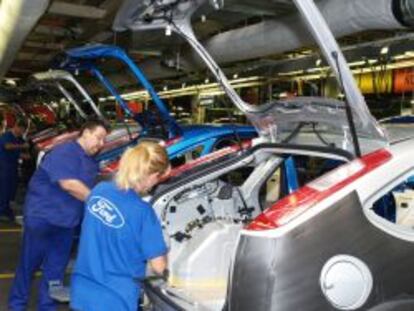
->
[115, 141, 169, 190]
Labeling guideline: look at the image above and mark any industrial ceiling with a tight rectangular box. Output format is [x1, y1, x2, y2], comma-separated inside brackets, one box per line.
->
[0, 0, 414, 97]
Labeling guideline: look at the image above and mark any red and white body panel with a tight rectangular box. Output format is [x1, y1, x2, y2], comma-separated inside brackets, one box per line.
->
[228, 140, 414, 311]
[244, 140, 414, 240]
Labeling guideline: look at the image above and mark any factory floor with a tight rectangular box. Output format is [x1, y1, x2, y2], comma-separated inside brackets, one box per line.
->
[0, 183, 71, 310]
[0, 220, 71, 310]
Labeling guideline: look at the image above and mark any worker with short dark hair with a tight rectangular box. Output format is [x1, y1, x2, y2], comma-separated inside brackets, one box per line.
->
[0, 118, 29, 222]
[8, 119, 109, 311]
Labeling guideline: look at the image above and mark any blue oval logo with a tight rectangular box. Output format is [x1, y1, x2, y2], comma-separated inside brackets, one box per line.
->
[88, 196, 125, 228]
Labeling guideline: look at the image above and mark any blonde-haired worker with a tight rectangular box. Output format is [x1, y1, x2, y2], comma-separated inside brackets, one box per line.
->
[70, 141, 170, 311]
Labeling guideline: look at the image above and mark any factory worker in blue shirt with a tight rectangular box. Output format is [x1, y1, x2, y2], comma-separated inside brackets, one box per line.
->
[0, 118, 29, 222]
[8, 119, 109, 311]
[70, 141, 170, 311]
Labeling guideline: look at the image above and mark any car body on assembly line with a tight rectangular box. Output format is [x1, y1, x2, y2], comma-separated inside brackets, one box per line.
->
[111, 0, 414, 310]
[56, 44, 257, 170]
[29, 69, 142, 165]
[139, 98, 414, 311]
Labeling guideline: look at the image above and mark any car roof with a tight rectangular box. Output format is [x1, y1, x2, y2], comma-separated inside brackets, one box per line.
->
[384, 123, 414, 144]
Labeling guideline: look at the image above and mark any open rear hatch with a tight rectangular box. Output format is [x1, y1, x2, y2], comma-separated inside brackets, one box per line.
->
[31, 70, 140, 163]
[113, 0, 388, 158]
[247, 96, 388, 155]
[58, 45, 182, 139]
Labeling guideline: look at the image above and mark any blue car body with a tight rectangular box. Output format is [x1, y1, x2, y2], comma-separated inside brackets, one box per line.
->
[58, 44, 257, 161]
[380, 115, 414, 124]
[167, 124, 256, 157]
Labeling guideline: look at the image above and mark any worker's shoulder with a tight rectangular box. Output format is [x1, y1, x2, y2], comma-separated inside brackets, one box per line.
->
[90, 182, 152, 217]
[91, 181, 137, 203]
[0, 131, 13, 142]
[48, 140, 83, 159]
[52, 140, 79, 152]
[92, 180, 113, 192]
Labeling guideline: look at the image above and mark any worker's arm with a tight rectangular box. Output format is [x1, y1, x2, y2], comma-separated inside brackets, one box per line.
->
[149, 255, 167, 275]
[4, 142, 29, 151]
[59, 179, 90, 201]
[20, 152, 31, 160]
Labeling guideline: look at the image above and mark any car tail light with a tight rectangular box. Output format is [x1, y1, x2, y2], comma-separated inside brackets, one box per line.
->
[247, 149, 392, 231]
[100, 160, 119, 174]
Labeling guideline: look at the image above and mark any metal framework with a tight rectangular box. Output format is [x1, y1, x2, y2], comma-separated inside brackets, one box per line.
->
[32, 69, 105, 120]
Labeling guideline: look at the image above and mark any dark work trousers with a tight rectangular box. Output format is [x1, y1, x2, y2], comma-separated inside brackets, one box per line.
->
[8, 217, 74, 311]
[0, 164, 18, 220]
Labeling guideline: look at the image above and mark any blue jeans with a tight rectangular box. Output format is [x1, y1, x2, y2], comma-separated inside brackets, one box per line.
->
[8, 217, 74, 311]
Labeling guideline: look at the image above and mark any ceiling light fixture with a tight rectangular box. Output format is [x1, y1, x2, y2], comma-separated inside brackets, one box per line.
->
[106, 76, 263, 101]
[209, 0, 224, 10]
[380, 46, 389, 55]
[405, 51, 414, 57]
[5, 79, 16, 86]
[165, 24, 172, 36]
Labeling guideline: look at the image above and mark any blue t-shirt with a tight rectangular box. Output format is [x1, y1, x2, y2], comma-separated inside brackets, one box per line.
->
[0, 131, 24, 173]
[24, 140, 98, 228]
[71, 181, 167, 311]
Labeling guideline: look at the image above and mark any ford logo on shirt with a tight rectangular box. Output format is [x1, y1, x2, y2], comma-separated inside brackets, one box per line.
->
[88, 196, 125, 228]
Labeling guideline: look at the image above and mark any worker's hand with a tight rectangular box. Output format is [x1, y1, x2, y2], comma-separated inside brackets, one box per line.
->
[162, 269, 169, 281]
[4, 142, 30, 151]
[20, 153, 31, 160]
[149, 255, 167, 276]
[21, 142, 30, 150]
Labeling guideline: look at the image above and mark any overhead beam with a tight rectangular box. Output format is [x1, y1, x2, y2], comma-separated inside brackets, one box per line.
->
[16, 52, 51, 62]
[48, 2, 107, 19]
[73, 0, 123, 42]
[9, 68, 38, 74]
[8, 64, 46, 75]
[34, 24, 83, 37]
[88, 31, 113, 43]
[24, 41, 63, 50]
